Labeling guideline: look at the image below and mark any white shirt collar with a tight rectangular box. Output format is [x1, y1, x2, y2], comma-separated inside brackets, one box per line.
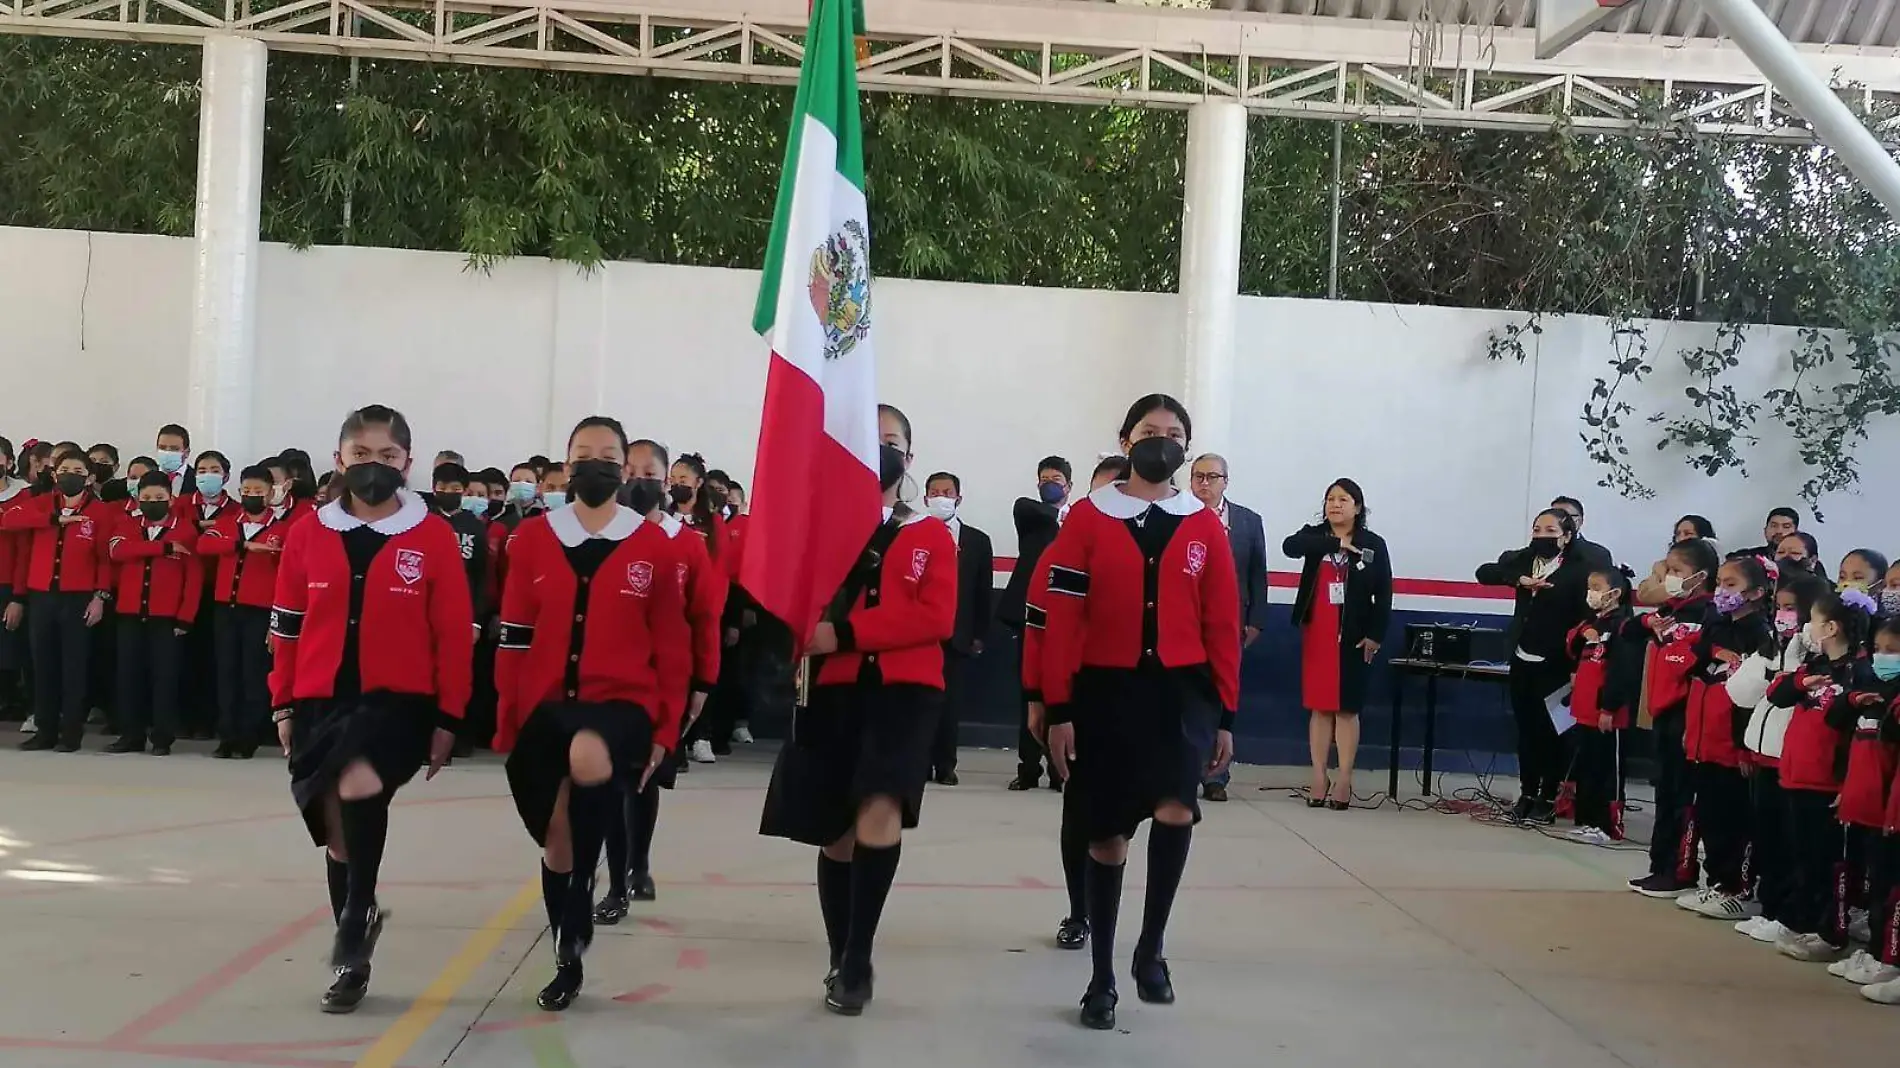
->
[651, 512, 685, 539]
[946, 516, 962, 542]
[547, 503, 641, 548]
[882, 505, 895, 523]
[1086, 482, 1204, 521]
[0, 477, 23, 503]
[317, 489, 428, 535]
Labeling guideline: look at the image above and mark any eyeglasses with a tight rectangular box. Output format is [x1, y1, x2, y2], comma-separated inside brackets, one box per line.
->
[1190, 472, 1227, 484]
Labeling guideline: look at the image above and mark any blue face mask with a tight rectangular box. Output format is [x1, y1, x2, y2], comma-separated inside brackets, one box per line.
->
[542, 491, 567, 510]
[509, 481, 536, 504]
[156, 450, 186, 475]
[462, 495, 489, 517]
[195, 473, 225, 498]
[1874, 653, 1900, 682]
[1037, 481, 1066, 506]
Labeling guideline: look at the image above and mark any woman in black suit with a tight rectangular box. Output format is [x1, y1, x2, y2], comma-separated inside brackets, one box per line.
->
[1283, 479, 1392, 809]
[1476, 508, 1593, 825]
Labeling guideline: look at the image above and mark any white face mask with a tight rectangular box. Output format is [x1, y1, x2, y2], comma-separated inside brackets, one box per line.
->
[1586, 589, 1616, 611]
[270, 483, 289, 506]
[924, 496, 958, 521]
[1663, 574, 1687, 598]
[1803, 621, 1827, 647]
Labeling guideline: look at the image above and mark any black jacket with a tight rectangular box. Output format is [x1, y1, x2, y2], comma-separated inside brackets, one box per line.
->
[996, 496, 1060, 630]
[1284, 524, 1392, 648]
[948, 520, 994, 654]
[440, 508, 491, 618]
[1476, 546, 1592, 661]
[1571, 535, 1615, 572]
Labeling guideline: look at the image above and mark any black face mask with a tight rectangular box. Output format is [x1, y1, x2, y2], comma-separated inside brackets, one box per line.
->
[138, 500, 172, 522]
[342, 462, 404, 507]
[90, 461, 114, 484]
[621, 477, 666, 515]
[1127, 437, 1186, 484]
[434, 492, 463, 515]
[570, 460, 623, 508]
[879, 443, 907, 493]
[55, 473, 88, 498]
[1530, 536, 1563, 559]
[33, 469, 54, 491]
[668, 483, 696, 507]
[240, 495, 269, 516]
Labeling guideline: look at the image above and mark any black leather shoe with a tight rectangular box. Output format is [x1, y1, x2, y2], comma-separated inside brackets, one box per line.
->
[1133, 955, 1175, 1004]
[825, 967, 873, 1016]
[331, 905, 387, 971]
[105, 736, 145, 754]
[150, 744, 172, 756]
[1079, 985, 1118, 1030]
[1327, 799, 1351, 811]
[235, 745, 257, 759]
[593, 892, 629, 926]
[1525, 798, 1557, 826]
[212, 743, 234, 760]
[1203, 783, 1229, 803]
[934, 770, 959, 786]
[19, 734, 56, 752]
[1055, 916, 1090, 950]
[320, 966, 370, 1014]
[536, 962, 584, 1011]
[54, 739, 80, 753]
[1007, 776, 1037, 792]
[1509, 795, 1535, 823]
[630, 872, 657, 902]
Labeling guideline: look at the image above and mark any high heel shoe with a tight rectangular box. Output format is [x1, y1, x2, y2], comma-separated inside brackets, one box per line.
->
[1326, 798, 1351, 811]
[1306, 796, 1327, 809]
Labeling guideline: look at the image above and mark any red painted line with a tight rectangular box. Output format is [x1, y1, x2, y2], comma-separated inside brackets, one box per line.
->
[612, 983, 673, 1005]
[638, 917, 681, 935]
[1016, 876, 1053, 889]
[107, 906, 330, 1045]
[468, 1014, 561, 1034]
[676, 947, 708, 970]
[702, 872, 731, 884]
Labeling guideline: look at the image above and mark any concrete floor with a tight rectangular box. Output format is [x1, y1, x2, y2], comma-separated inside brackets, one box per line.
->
[0, 745, 1891, 1068]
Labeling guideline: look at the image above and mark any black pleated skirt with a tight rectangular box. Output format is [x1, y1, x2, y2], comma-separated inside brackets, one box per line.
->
[1067, 665, 1221, 843]
[759, 681, 942, 848]
[288, 692, 438, 847]
[505, 700, 655, 847]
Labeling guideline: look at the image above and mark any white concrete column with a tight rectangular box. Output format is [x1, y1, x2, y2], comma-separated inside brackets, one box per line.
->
[1179, 100, 1246, 458]
[186, 35, 268, 462]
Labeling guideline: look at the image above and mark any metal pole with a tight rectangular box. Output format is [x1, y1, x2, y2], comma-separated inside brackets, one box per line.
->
[1328, 120, 1342, 300]
[343, 15, 360, 238]
[1697, 0, 1900, 219]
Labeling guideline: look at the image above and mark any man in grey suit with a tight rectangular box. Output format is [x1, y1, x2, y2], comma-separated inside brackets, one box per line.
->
[1190, 454, 1267, 802]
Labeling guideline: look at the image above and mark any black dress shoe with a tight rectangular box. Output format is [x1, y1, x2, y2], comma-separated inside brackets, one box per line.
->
[934, 770, 959, 787]
[1327, 799, 1351, 811]
[825, 967, 873, 1016]
[1306, 797, 1327, 808]
[536, 962, 584, 1011]
[630, 872, 657, 902]
[593, 892, 629, 926]
[1524, 798, 1557, 826]
[1079, 985, 1118, 1030]
[320, 966, 370, 1014]
[1132, 955, 1175, 1004]
[212, 743, 234, 760]
[150, 744, 172, 756]
[20, 734, 57, 752]
[54, 739, 80, 753]
[1055, 916, 1090, 950]
[235, 745, 257, 759]
[1509, 795, 1535, 823]
[1203, 783, 1229, 803]
[1006, 776, 1037, 792]
[106, 736, 145, 754]
[1049, 778, 1064, 793]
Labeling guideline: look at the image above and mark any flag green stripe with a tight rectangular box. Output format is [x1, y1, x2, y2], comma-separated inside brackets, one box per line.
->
[751, 0, 866, 336]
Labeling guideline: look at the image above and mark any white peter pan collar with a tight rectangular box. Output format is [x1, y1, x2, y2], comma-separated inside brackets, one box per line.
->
[0, 478, 23, 504]
[318, 489, 428, 535]
[1087, 482, 1204, 521]
[547, 503, 640, 548]
[651, 513, 685, 539]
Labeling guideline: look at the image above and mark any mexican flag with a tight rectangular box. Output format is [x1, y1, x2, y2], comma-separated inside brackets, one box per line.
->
[742, 0, 880, 642]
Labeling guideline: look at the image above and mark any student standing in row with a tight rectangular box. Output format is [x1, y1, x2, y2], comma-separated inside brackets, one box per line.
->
[5, 448, 114, 751]
[200, 465, 294, 758]
[760, 403, 957, 1017]
[668, 452, 730, 766]
[922, 471, 992, 788]
[1629, 538, 1719, 897]
[0, 437, 29, 720]
[105, 472, 201, 755]
[1564, 566, 1645, 843]
[1036, 394, 1240, 1031]
[429, 462, 491, 757]
[1001, 455, 1072, 792]
[494, 417, 681, 1011]
[269, 405, 472, 1014]
[1830, 615, 1900, 987]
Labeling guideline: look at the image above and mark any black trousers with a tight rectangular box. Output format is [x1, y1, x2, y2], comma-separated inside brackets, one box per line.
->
[1010, 630, 1058, 784]
[89, 613, 117, 729]
[1749, 766, 1792, 923]
[1647, 710, 1697, 882]
[930, 646, 968, 777]
[1782, 788, 1845, 939]
[180, 602, 219, 736]
[1571, 728, 1623, 834]
[1871, 833, 1900, 965]
[214, 605, 272, 745]
[116, 617, 182, 746]
[1507, 655, 1569, 799]
[28, 591, 93, 745]
[466, 625, 499, 751]
[1693, 762, 1751, 893]
[1843, 825, 1875, 934]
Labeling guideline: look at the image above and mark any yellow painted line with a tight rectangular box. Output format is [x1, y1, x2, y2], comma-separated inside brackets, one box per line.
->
[353, 878, 541, 1068]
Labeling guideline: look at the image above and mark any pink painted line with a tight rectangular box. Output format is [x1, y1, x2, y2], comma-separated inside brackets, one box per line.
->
[639, 918, 681, 935]
[1016, 876, 1053, 889]
[675, 947, 708, 970]
[612, 983, 673, 1005]
[107, 906, 330, 1045]
[701, 872, 731, 884]
[469, 1014, 562, 1035]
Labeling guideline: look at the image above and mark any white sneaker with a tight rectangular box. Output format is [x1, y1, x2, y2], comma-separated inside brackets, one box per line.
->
[1842, 952, 1900, 986]
[730, 724, 755, 745]
[1830, 949, 1872, 979]
[1567, 827, 1614, 846]
[1676, 887, 1718, 911]
[1749, 919, 1792, 944]
[1734, 916, 1769, 938]
[1849, 908, 1872, 945]
[20, 714, 36, 733]
[1689, 892, 1757, 921]
[689, 739, 716, 764]
[1863, 975, 1900, 1005]
[1777, 931, 1844, 962]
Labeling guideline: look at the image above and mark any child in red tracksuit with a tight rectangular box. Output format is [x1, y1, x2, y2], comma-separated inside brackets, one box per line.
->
[1631, 537, 1719, 897]
[1767, 590, 1877, 962]
[1565, 566, 1644, 842]
[104, 472, 201, 754]
[1833, 616, 1900, 990]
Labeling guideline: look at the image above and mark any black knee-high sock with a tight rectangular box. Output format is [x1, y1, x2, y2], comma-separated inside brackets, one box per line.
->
[841, 842, 902, 980]
[1085, 857, 1125, 990]
[338, 796, 389, 920]
[1136, 823, 1192, 960]
[817, 853, 852, 969]
[541, 861, 566, 934]
[1060, 816, 1088, 921]
[567, 783, 610, 900]
[326, 854, 349, 924]
[603, 785, 630, 897]
[630, 782, 660, 876]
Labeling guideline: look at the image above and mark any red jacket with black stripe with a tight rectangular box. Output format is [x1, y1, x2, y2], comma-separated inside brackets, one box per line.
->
[1034, 486, 1242, 725]
[1565, 609, 1644, 730]
[1839, 675, 1899, 829]
[492, 505, 688, 752]
[814, 511, 959, 690]
[656, 513, 726, 696]
[1644, 593, 1713, 716]
[106, 512, 204, 624]
[197, 508, 295, 609]
[268, 493, 474, 718]
[0, 489, 116, 594]
[1682, 608, 1775, 767]
[1767, 651, 1867, 793]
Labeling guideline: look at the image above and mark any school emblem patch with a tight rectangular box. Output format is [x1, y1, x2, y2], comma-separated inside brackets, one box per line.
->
[78, 519, 95, 539]
[675, 561, 689, 593]
[807, 219, 872, 361]
[628, 561, 654, 597]
[1184, 540, 1207, 576]
[394, 549, 424, 585]
[910, 548, 929, 580]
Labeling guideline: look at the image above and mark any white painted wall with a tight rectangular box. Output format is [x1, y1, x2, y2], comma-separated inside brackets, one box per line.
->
[4, 225, 1896, 592]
